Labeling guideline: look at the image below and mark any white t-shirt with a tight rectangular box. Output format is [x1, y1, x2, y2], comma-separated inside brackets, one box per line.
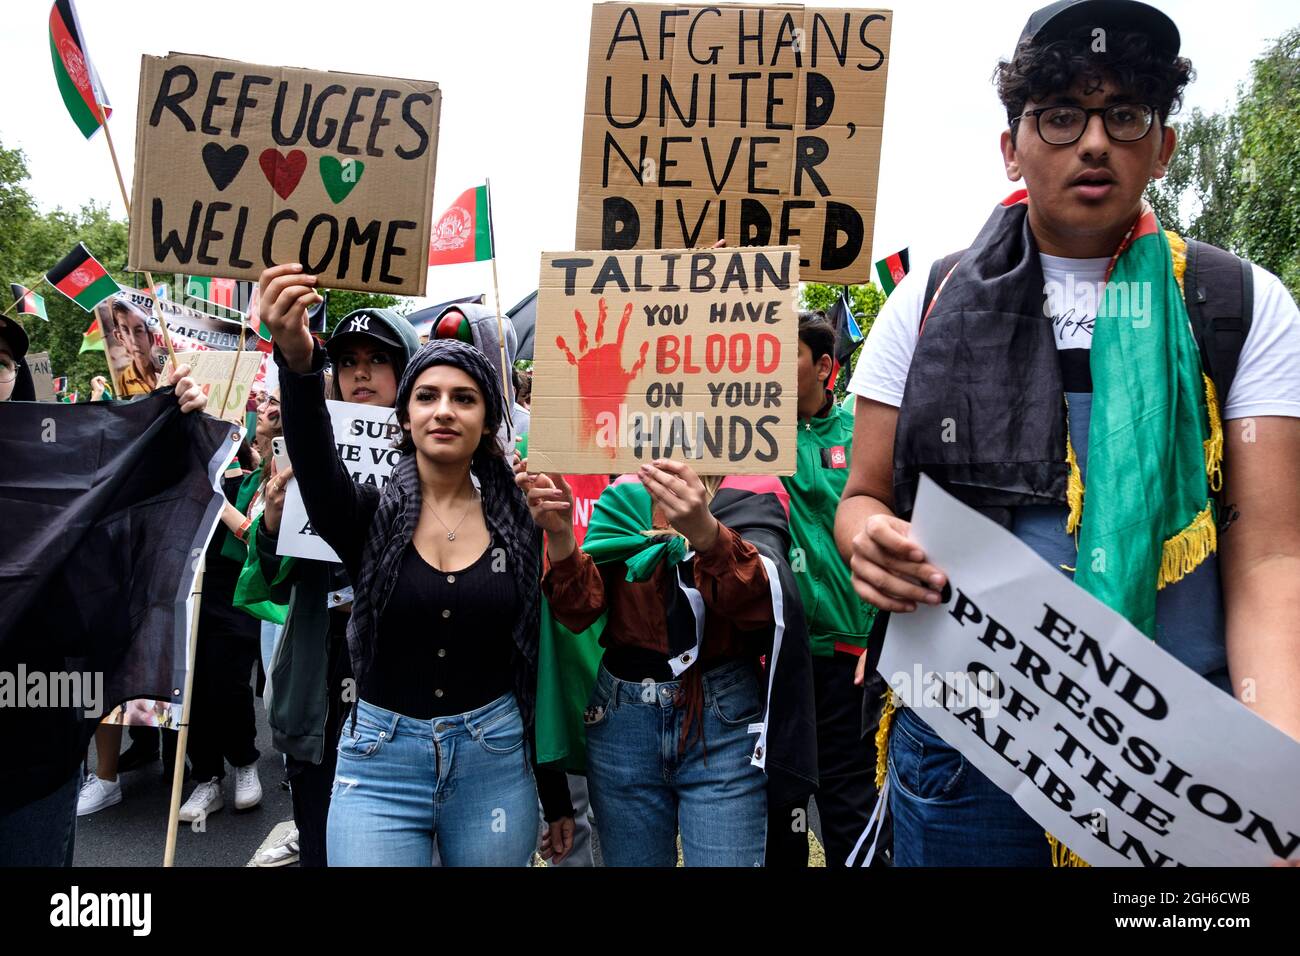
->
[849, 254, 1300, 421]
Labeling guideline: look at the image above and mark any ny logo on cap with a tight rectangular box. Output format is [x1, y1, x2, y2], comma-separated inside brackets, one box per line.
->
[348, 315, 371, 333]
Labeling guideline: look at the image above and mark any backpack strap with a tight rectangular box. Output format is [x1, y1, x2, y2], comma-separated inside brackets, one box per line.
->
[1183, 238, 1254, 408]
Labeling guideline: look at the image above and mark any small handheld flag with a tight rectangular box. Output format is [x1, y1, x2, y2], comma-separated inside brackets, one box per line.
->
[52, 376, 69, 393]
[49, 0, 111, 139]
[79, 316, 106, 353]
[827, 288, 865, 365]
[428, 185, 494, 267]
[10, 285, 49, 321]
[874, 248, 910, 296]
[46, 243, 118, 311]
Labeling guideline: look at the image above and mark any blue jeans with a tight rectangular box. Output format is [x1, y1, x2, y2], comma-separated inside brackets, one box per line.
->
[584, 659, 768, 867]
[326, 694, 540, 867]
[888, 705, 1051, 866]
[0, 771, 78, 867]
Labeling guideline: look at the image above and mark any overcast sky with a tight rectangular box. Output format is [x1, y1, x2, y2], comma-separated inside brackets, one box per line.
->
[3, 0, 1294, 312]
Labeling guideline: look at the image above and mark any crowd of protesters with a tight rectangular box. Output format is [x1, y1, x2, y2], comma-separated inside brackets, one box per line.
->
[1, 0, 1298, 869]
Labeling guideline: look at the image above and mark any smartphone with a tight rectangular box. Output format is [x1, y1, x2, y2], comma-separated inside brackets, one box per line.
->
[271, 437, 292, 475]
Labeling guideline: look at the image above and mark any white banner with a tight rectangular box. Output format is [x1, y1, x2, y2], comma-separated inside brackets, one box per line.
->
[878, 476, 1300, 867]
[277, 400, 402, 562]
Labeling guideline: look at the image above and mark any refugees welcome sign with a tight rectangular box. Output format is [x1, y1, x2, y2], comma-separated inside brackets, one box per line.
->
[878, 477, 1300, 867]
[129, 54, 440, 294]
[576, 4, 891, 284]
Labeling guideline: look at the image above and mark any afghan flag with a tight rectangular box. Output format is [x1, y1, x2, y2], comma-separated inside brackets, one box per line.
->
[428, 185, 494, 266]
[51, 376, 68, 394]
[874, 248, 910, 296]
[79, 316, 106, 353]
[47, 243, 118, 311]
[185, 275, 238, 310]
[10, 284, 48, 321]
[49, 0, 111, 139]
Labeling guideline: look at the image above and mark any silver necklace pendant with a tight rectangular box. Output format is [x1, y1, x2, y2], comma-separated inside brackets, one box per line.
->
[446, 532, 456, 541]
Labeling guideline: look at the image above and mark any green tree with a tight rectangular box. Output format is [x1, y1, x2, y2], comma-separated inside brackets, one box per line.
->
[1233, 26, 1300, 297]
[1146, 26, 1300, 301]
[800, 280, 887, 399]
[1146, 107, 1242, 250]
[323, 289, 410, 331]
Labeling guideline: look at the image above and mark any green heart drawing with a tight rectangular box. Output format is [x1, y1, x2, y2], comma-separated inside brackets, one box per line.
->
[319, 156, 365, 203]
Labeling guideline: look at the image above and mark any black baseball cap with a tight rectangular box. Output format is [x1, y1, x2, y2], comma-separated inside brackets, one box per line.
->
[0, 314, 30, 359]
[1019, 0, 1180, 57]
[325, 309, 420, 360]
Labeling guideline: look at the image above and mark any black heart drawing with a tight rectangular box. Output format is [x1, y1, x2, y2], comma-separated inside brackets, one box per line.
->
[202, 143, 249, 191]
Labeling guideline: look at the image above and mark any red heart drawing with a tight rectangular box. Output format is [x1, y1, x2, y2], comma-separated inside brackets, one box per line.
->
[258, 148, 307, 200]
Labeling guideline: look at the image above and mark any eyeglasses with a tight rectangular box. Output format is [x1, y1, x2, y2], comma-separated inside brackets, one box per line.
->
[0, 358, 16, 384]
[1016, 104, 1157, 146]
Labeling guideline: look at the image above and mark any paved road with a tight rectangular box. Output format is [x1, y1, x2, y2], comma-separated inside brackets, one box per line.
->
[75, 700, 293, 867]
[75, 699, 826, 867]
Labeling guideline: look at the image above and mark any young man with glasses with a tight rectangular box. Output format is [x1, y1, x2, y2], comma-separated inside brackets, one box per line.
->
[837, 0, 1300, 866]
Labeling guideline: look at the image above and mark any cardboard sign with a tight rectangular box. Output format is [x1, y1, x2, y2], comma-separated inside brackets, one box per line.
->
[878, 477, 1300, 867]
[129, 53, 441, 295]
[27, 352, 56, 402]
[170, 349, 262, 424]
[575, 4, 891, 284]
[528, 245, 799, 475]
[277, 399, 402, 561]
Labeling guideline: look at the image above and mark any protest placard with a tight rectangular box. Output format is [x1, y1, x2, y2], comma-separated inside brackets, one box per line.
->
[26, 351, 56, 401]
[277, 399, 403, 561]
[576, 4, 890, 284]
[170, 349, 262, 424]
[527, 245, 798, 475]
[96, 290, 260, 398]
[877, 476, 1300, 866]
[128, 53, 441, 295]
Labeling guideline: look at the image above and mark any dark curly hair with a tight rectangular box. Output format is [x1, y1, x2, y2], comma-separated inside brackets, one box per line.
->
[797, 310, 837, 368]
[995, 26, 1194, 137]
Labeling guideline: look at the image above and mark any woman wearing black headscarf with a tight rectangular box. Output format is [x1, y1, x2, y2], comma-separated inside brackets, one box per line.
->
[258, 264, 574, 866]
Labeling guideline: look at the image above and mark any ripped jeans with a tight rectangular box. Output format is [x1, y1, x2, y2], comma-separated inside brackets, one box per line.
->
[326, 694, 539, 866]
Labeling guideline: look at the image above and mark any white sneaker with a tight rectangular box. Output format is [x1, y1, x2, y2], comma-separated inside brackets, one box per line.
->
[234, 764, 262, 810]
[76, 773, 122, 816]
[179, 778, 224, 823]
[253, 827, 300, 867]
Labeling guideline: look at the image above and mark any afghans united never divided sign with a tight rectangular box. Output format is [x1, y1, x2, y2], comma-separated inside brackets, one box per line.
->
[576, 4, 890, 284]
[878, 477, 1300, 867]
[129, 53, 440, 295]
[528, 245, 799, 476]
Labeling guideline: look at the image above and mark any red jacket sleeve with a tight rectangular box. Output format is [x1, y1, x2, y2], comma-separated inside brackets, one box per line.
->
[542, 548, 607, 632]
[691, 522, 773, 629]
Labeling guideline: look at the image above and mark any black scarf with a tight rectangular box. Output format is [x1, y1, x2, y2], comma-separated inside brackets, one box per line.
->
[893, 193, 1068, 524]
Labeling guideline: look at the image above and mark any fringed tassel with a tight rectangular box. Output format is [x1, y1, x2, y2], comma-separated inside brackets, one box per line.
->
[1046, 832, 1092, 867]
[1203, 374, 1224, 492]
[1158, 501, 1217, 590]
[874, 690, 897, 791]
[1166, 229, 1187, 293]
[1065, 435, 1084, 535]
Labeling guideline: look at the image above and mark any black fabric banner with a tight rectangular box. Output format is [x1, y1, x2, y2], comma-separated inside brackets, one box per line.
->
[0, 393, 238, 716]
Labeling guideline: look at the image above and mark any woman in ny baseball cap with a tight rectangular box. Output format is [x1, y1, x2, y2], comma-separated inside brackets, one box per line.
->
[322, 308, 421, 406]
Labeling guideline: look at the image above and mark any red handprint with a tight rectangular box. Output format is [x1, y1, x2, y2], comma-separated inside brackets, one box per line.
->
[556, 298, 648, 452]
